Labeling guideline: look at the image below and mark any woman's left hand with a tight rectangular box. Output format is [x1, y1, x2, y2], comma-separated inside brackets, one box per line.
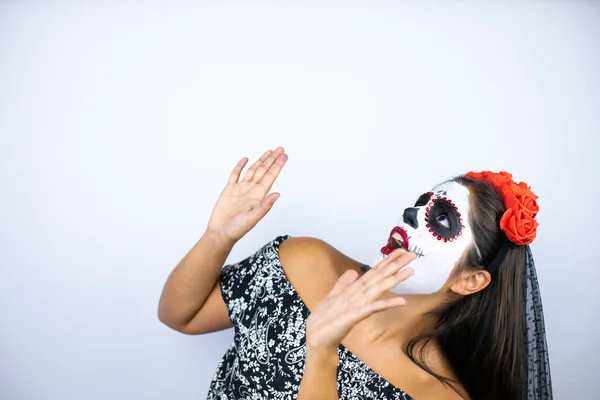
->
[305, 248, 416, 356]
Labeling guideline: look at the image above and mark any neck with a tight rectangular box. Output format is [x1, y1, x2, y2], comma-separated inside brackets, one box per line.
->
[355, 292, 446, 347]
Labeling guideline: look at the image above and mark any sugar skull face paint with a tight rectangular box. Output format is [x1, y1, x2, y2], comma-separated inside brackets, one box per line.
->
[373, 181, 475, 294]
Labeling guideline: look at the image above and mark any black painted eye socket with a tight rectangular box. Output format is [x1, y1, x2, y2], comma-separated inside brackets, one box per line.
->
[428, 199, 462, 239]
[415, 192, 431, 207]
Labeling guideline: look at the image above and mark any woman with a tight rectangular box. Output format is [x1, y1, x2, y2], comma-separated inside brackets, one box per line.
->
[158, 147, 552, 400]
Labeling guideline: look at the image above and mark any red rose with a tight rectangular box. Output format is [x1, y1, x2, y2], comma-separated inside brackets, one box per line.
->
[513, 181, 539, 200]
[518, 194, 539, 219]
[491, 171, 513, 188]
[500, 201, 539, 245]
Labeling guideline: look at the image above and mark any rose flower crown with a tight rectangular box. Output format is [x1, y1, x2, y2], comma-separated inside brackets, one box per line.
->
[464, 170, 539, 271]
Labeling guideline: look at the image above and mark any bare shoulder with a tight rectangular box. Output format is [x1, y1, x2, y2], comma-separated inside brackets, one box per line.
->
[278, 237, 364, 310]
[279, 237, 362, 274]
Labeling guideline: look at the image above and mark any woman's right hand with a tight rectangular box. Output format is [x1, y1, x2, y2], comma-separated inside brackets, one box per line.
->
[206, 146, 288, 244]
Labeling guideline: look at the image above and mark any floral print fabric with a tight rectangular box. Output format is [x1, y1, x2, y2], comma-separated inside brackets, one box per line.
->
[207, 235, 412, 400]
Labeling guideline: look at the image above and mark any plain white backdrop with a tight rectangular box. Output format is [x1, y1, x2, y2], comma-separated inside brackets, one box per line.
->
[1, 1, 599, 399]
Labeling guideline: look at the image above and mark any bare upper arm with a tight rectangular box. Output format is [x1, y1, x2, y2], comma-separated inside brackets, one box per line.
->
[167, 280, 233, 335]
[278, 237, 364, 311]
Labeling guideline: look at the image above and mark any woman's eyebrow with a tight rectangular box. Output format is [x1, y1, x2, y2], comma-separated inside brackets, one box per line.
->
[415, 193, 430, 205]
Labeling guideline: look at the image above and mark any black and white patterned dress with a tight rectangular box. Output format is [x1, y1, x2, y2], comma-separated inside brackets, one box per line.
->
[207, 235, 413, 400]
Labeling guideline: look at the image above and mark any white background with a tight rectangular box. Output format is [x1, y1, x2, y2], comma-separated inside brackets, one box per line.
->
[1, 1, 599, 399]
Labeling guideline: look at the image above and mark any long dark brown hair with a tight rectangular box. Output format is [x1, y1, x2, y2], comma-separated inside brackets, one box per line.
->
[406, 176, 527, 400]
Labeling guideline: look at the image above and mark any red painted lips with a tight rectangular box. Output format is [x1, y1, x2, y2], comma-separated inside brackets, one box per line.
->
[381, 226, 409, 255]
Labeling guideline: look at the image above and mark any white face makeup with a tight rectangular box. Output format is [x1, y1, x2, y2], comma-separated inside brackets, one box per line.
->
[372, 181, 475, 295]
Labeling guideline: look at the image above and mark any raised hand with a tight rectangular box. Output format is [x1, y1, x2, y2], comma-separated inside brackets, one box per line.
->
[305, 249, 416, 355]
[206, 147, 288, 244]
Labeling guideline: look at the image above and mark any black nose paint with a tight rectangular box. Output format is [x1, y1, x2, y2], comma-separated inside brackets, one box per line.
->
[403, 207, 419, 229]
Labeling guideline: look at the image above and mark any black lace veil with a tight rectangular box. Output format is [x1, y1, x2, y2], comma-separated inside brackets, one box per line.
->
[524, 245, 553, 399]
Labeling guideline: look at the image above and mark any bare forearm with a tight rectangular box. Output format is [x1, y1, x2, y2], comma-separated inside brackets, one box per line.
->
[158, 230, 235, 329]
[297, 349, 339, 400]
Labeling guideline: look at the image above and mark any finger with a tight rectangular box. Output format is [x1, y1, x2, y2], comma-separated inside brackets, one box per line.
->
[359, 248, 410, 285]
[228, 157, 249, 184]
[257, 152, 288, 193]
[242, 149, 273, 182]
[362, 254, 415, 298]
[328, 269, 359, 298]
[370, 251, 416, 286]
[354, 296, 407, 321]
[366, 267, 415, 298]
[252, 147, 285, 183]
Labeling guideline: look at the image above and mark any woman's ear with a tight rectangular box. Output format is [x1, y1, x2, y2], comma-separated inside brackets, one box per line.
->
[449, 268, 492, 296]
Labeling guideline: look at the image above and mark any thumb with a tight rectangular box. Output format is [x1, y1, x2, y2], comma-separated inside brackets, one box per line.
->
[254, 192, 280, 218]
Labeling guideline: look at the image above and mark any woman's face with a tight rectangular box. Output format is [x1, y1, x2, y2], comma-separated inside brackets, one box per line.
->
[375, 181, 476, 294]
